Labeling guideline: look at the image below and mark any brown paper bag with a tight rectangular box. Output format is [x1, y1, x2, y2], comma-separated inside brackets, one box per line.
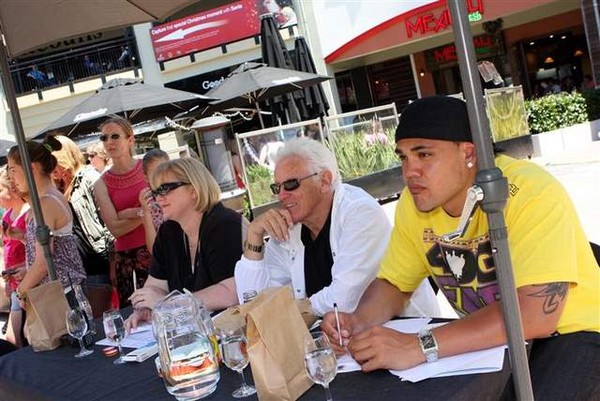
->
[245, 287, 313, 401]
[24, 280, 69, 352]
[214, 292, 317, 334]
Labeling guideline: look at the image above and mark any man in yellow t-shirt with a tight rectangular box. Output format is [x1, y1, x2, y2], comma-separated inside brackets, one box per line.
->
[322, 96, 600, 399]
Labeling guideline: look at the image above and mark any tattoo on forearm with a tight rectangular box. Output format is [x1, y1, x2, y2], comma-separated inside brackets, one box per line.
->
[529, 282, 568, 314]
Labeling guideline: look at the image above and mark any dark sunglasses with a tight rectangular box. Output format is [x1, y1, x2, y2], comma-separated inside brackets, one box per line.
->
[151, 181, 190, 197]
[99, 133, 123, 142]
[270, 173, 318, 195]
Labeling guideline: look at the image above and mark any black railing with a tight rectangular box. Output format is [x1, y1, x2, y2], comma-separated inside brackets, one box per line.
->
[10, 37, 141, 95]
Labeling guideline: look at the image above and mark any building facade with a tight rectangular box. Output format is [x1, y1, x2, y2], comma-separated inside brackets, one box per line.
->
[11, 0, 598, 139]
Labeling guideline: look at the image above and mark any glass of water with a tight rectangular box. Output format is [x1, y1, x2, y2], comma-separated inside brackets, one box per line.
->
[102, 309, 126, 365]
[221, 327, 257, 398]
[305, 331, 337, 401]
[65, 308, 94, 358]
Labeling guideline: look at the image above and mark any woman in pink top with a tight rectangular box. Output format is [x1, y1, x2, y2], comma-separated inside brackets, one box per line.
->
[93, 117, 150, 306]
[0, 167, 28, 347]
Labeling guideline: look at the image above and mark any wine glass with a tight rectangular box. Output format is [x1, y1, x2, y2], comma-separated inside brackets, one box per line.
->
[221, 327, 257, 398]
[102, 309, 127, 365]
[65, 308, 94, 358]
[304, 331, 337, 401]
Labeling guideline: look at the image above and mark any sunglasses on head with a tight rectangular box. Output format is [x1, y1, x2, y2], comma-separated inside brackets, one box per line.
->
[270, 173, 318, 195]
[151, 181, 190, 197]
[99, 133, 123, 142]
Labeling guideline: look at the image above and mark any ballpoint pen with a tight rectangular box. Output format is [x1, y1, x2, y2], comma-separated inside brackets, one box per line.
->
[133, 270, 137, 292]
[333, 302, 342, 347]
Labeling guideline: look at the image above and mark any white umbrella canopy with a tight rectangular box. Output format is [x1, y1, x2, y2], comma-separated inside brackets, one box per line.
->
[0, 0, 229, 279]
[41, 78, 214, 137]
[206, 62, 331, 128]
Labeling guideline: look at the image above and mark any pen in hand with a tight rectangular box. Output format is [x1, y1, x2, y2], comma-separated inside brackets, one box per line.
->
[333, 302, 342, 347]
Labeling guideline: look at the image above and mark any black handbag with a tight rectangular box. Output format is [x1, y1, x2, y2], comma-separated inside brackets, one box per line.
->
[69, 203, 109, 277]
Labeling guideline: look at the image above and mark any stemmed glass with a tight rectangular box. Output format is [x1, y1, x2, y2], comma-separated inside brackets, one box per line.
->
[65, 308, 94, 358]
[220, 327, 257, 398]
[102, 309, 127, 365]
[304, 331, 337, 401]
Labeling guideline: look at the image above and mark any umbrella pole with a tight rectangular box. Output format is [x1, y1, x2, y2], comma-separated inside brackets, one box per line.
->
[255, 101, 265, 129]
[0, 34, 58, 281]
[448, 2, 533, 399]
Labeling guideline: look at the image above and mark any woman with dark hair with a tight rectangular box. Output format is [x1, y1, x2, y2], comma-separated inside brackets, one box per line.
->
[93, 117, 150, 306]
[7, 137, 86, 305]
[138, 149, 169, 254]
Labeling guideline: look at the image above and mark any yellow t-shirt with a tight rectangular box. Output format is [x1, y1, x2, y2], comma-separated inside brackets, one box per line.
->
[378, 155, 599, 334]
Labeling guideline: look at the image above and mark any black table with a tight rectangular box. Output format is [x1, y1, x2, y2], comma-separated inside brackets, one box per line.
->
[0, 342, 512, 400]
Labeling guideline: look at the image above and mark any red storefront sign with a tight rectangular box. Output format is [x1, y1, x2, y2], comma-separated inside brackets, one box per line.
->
[434, 35, 494, 63]
[405, 0, 484, 38]
[150, 0, 260, 62]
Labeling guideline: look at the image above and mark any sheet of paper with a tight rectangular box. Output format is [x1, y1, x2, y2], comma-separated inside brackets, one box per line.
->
[96, 323, 156, 349]
[336, 352, 362, 373]
[390, 345, 507, 382]
[336, 318, 432, 373]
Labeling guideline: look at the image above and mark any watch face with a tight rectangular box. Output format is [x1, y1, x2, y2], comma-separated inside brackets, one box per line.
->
[423, 335, 436, 350]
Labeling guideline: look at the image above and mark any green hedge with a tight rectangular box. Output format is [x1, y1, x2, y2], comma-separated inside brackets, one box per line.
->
[525, 91, 589, 134]
[581, 88, 600, 122]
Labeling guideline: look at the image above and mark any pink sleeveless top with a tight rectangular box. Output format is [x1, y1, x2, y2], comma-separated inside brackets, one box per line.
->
[101, 160, 147, 252]
[2, 208, 26, 269]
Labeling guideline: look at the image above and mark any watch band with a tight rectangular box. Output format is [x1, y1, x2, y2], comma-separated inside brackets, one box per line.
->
[243, 240, 264, 253]
[418, 329, 439, 363]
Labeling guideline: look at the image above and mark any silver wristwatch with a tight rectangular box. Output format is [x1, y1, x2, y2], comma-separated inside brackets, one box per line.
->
[418, 329, 439, 363]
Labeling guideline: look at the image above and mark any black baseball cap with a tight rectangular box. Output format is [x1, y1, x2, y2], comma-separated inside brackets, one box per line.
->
[395, 96, 472, 143]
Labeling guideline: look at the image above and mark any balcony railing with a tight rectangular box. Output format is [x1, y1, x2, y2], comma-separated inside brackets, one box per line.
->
[10, 37, 141, 96]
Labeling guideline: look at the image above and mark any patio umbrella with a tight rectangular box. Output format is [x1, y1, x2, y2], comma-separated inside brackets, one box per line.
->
[448, 2, 533, 399]
[293, 36, 330, 120]
[206, 62, 331, 128]
[260, 14, 302, 126]
[0, 0, 224, 279]
[41, 78, 213, 137]
[0, 136, 16, 158]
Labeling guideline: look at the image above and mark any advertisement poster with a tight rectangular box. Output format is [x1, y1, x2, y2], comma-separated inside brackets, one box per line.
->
[150, 0, 297, 62]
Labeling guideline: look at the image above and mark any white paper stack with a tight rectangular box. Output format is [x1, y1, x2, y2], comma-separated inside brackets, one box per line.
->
[335, 318, 506, 382]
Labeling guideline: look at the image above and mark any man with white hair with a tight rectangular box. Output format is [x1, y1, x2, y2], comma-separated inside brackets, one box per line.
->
[235, 138, 438, 316]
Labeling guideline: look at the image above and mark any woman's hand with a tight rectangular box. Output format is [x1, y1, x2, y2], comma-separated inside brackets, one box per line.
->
[124, 307, 152, 334]
[129, 286, 167, 311]
[3, 225, 25, 242]
[12, 266, 26, 281]
[138, 187, 154, 211]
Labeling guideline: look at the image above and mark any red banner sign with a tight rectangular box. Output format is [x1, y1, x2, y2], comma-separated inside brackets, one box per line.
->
[150, 0, 260, 62]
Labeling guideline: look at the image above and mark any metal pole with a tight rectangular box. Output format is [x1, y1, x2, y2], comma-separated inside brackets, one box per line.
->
[447, 1, 534, 399]
[0, 32, 57, 281]
[255, 101, 265, 128]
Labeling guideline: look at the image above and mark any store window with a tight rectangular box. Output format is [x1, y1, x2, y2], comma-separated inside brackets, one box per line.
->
[521, 31, 589, 98]
[367, 56, 417, 111]
[425, 34, 501, 96]
[335, 73, 358, 113]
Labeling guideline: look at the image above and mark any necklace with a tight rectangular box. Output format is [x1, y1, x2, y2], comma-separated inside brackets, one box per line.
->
[183, 231, 199, 274]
